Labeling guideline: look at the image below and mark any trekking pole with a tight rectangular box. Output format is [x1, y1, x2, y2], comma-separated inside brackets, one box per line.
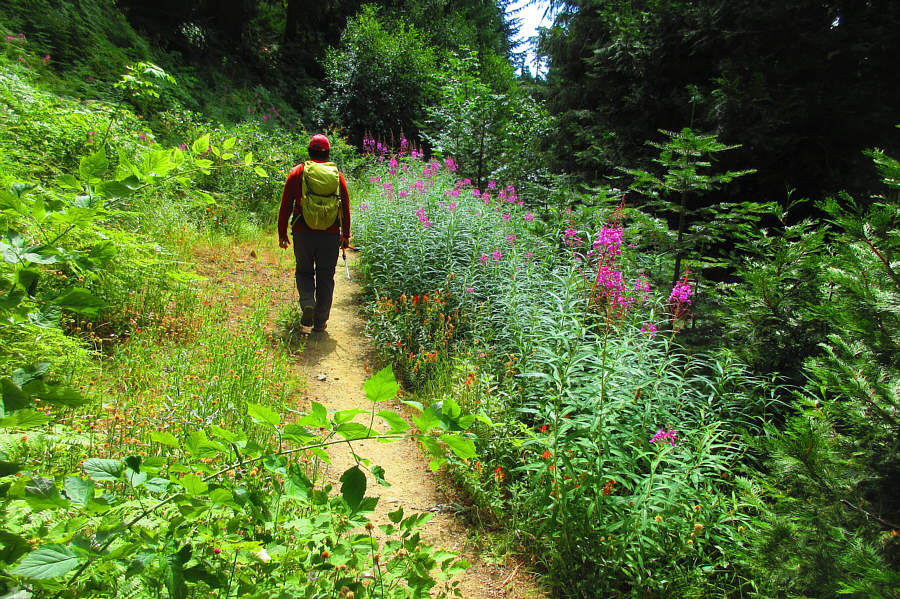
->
[343, 248, 350, 281]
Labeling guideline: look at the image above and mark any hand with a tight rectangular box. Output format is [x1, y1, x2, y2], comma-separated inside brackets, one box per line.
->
[340, 237, 350, 249]
[279, 237, 290, 249]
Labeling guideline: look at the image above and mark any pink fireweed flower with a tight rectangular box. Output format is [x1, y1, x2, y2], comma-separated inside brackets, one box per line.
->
[138, 132, 147, 141]
[399, 191, 408, 198]
[480, 254, 489, 263]
[450, 188, 460, 198]
[669, 279, 693, 305]
[400, 138, 408, 154]
[383, 183, 394, 193]
[593, 226, 624, 260]
[634, 275, 651, 293]
[650, 428, 677, 446]
[563, 228, 582, 246]
[359, 203, 368, 211]
[492, 249, 503, 262]
[640, 322, 657, 338]
[18, 33, 25, 39]
[5, 35, 13, 41]
[506, 234, 517, 244]
[179, 143, 187, 151]
[524, 212, 534, 222]
[445, 158, 458, 172]
[449, 202, 458, 212]
[389, 157, 399, 168]
[502, 213, 511, 221]
[369, 176, 381, 183]
[473, 189, 481, 198]
[414, 180, 424, 192]
[402, 164, 409, 172]
[482, 191, 490, 201]
[463, 178, 472, 186]
[466, 286, 474, 293]
[487, 180, 497, 190]
[525, 252, 533, 259]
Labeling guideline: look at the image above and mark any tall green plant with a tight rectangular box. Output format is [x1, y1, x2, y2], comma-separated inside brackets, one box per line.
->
[750, 145, 900, 598]
[623, 127, 755, 282]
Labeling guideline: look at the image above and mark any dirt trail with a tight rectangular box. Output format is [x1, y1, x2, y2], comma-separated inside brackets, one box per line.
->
[252, 244, 545, 599]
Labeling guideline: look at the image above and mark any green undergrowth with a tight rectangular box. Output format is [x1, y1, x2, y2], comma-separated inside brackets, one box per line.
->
[0, 48, 474, 597]
[353, 141, 900, 598]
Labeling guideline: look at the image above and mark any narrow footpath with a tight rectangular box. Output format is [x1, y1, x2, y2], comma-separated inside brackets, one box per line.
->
[209, 241, 546, 599]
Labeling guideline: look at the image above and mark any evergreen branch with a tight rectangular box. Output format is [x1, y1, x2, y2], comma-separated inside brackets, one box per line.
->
[839, 499, 900, 531]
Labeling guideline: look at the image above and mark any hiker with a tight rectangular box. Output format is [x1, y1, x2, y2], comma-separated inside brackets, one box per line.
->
[278, 134, 351, 332]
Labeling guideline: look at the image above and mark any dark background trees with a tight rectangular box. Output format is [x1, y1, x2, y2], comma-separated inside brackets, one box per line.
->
[538, 0, 900, 204]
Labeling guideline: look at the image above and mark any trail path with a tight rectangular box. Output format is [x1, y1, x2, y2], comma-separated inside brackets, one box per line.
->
[202, 241, 545, 599]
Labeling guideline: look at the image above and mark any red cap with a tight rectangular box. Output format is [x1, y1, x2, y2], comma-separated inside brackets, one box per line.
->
[309, 134, 330, 152]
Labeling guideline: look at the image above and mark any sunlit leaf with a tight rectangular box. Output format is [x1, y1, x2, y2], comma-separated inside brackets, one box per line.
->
[11, 544, 82, 579]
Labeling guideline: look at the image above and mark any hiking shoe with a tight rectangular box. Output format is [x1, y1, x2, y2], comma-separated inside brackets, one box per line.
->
[312, 322, 327, 332]
[300, 305, 315, 327]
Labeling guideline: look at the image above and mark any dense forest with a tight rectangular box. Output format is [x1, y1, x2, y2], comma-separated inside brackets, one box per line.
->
[1, 0, 899, 597]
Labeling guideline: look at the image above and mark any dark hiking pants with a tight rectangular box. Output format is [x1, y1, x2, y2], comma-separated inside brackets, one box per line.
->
[292, 231, 340, 326]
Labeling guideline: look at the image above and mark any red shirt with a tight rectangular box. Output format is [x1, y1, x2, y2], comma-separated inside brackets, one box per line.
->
[278, 161, 351, 240]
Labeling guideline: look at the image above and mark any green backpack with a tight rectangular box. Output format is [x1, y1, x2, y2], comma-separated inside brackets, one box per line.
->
[300, 160, 341, 230]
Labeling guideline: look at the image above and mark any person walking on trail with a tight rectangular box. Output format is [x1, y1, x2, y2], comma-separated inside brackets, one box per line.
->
[278, 134, 351, 332]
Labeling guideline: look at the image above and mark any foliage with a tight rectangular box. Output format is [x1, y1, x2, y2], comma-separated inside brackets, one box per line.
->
[324, 5, 438, 143]
[0, 56, 473, 599]
[423, 49, 552, 190]
[538, 0, 900, 202]
[622, 127, 756, 281]
[354, 144, 777, 597]
[747, 149, 900, 598]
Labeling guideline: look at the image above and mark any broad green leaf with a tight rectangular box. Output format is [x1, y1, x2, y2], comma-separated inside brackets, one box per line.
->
[377, 410, 409, 433]
[420, 436, 442, 457]
[83, 458, 122, 481]
[339, 466, 366, 510]
[440, 434, 476, 460]
[388, 506, 404, 523]
[54, 288, 105, 317]
[180, 474, 207, 496]
[428, 458, 447, 472]
[96, 180, 136, 198]
[143, 477, 171, 494]
[247, 403, 280, 427]
[334, 408, 363, 424]
[28, 306, 60, 329]
[63, 476, 94, 506]
[185, 430, 222, 459]
[56, 174, 81, 190]
[253, 166, 268, 178]
[243, 151, 254, 166]
[0, 410, 51, 430]
[79, 149, 108, 181]
[298, 402, 328, 428]
[150, 431, 179, 447]
[12, 544, 81, 579]
[191, 134, 210, 157]
[0, 531, 30, 565]
[36, 382, 86, 408]
[209, 488, 238, 509]
[209, 425, 244, 445]
[336, 422, 371, 440]
[126, 468, 147, 488]
[371, 465, 390, 487]
[0, 460, 21, 476]
[223, 137, 236, 151]
[363, 365, 399, 403]
[413, 405, 441, 432]
[282, 424, 316, 444]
